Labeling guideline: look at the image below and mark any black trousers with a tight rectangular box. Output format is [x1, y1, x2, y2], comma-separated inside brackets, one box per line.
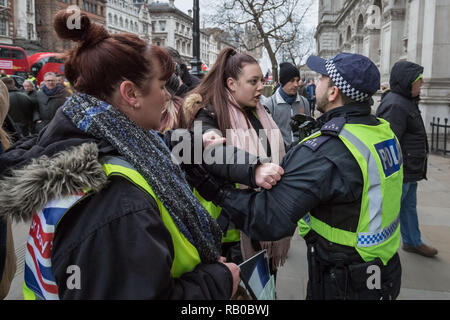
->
[306, 243, 402, 300]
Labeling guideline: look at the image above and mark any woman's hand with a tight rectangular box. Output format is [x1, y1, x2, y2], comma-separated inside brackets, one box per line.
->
[255, 163, 284, 189]
[203, 130, 226, 148]
[222, 262, 240, 297]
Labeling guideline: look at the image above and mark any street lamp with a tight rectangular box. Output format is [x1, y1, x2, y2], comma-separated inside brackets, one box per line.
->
[190, 0, 203, 79]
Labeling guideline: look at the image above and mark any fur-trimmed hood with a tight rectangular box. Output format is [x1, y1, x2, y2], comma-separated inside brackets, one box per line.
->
[0, 143, 108, 222]
[183, 93, 203, 126]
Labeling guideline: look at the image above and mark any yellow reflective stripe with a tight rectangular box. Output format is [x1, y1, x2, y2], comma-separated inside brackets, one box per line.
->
[310, 215, 357, 247]
[193, 188, 240, 242]
[102, 162, 201, 278]
[222, 229, 240, 243]
[297, 218, 311, 238]
[23, 281, 37, 300]
[193, 189, 222, 219]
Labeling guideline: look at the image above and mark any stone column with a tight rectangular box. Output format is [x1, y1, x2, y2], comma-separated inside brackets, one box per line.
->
[363, 28, 381, 66]
[406, 0, 425, 64]
[418, 0, 450, 132]
[352, 35, 363, 55]
[379, 5, 406, 83]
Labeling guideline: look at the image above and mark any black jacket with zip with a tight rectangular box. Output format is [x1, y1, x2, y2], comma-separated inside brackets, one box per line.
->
[215, 103, 382, 259]
[376, 61, 428, 182]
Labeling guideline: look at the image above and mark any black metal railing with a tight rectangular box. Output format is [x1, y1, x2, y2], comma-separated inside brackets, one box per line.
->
[430, 117, 449, 155]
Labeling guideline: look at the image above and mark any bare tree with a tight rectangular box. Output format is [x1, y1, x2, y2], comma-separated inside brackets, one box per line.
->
[285, 28, 315, 68]
[207, 0, 315, 82]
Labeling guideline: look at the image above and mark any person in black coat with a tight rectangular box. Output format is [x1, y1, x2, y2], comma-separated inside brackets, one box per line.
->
[34, 72, 71, 133]
[1, 77, 35, 137]
[376, 60, 438, 258]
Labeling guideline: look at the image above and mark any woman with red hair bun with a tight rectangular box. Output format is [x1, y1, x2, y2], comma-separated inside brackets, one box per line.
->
[0, 10, 240, 299]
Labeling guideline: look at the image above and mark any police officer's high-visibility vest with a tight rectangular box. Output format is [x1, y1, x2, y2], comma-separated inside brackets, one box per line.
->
[23, 156, 201, 300]
[297, 118, 403, 266]
[194, 189, 240, 243]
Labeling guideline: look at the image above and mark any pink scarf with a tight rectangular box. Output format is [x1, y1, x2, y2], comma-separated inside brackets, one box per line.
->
[225, 91, 291, 271]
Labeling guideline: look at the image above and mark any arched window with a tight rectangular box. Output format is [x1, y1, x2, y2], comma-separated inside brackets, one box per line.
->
[357, 14, 364, 34]
[339, 33, 343, 47]
[346, 25, 352, 42]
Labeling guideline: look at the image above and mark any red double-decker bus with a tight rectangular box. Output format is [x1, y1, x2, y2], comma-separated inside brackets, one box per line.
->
[28, 52, 65, 86]
[0, 45, 30, 77]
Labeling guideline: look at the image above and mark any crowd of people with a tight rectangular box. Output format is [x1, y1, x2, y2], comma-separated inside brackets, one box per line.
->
[0, 71, 71, 142]
[0, 9, 436, 300]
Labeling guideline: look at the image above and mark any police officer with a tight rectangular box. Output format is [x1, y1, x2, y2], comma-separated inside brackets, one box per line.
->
[206, 53, 403, 300]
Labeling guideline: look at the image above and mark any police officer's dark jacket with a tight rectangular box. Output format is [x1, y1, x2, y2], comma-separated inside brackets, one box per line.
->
[220, 102, 380, 259]
[376, 61, 428, 183]
[0, 109, 235, 299]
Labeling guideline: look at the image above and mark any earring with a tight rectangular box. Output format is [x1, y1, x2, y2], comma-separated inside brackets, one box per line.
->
[134, 103, 139, 109]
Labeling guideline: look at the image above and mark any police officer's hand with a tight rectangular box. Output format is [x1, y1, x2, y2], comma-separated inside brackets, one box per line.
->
[255, 163, 284, 189]
[222, 262, 240, 297]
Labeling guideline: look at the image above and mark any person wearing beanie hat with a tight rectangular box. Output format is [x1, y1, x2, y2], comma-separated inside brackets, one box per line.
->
[262, 62, 310, 148]
[212, 52, 403, 300]
[279, 62, 300, 87]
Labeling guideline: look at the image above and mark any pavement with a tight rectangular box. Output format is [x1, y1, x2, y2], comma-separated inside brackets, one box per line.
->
[5, 154, 450, 300]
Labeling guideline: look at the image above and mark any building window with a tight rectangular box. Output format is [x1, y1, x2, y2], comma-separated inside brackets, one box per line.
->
[27, 23, 33, 39]
[0, 18, 8, 36]
[0, 0, 6, 6]
[159, 21, 166, 32]
[27, 0, 33, 13]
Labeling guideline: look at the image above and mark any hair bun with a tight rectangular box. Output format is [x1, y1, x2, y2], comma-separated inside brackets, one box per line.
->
[54, 9, 109, 46]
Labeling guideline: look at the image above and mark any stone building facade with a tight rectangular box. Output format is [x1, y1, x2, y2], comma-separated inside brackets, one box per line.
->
[14, 0, 38, 47]
[106, 0, 151, 43]
[315, 0, 450, 131]
[0, 0, 14, 45]
[146, 0, 193, 64]
[35, 0, 106, 52]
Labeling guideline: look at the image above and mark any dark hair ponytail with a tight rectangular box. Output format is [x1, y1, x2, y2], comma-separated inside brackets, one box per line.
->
[187, 47, 258, 133]
[52, 9, 173, 102]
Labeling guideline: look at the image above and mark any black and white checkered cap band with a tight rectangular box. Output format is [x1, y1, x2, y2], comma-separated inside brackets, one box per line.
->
[325, 60, 370, 102]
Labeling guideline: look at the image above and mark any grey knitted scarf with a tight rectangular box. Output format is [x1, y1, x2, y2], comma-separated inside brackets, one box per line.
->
[62, 92, 222, 263]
